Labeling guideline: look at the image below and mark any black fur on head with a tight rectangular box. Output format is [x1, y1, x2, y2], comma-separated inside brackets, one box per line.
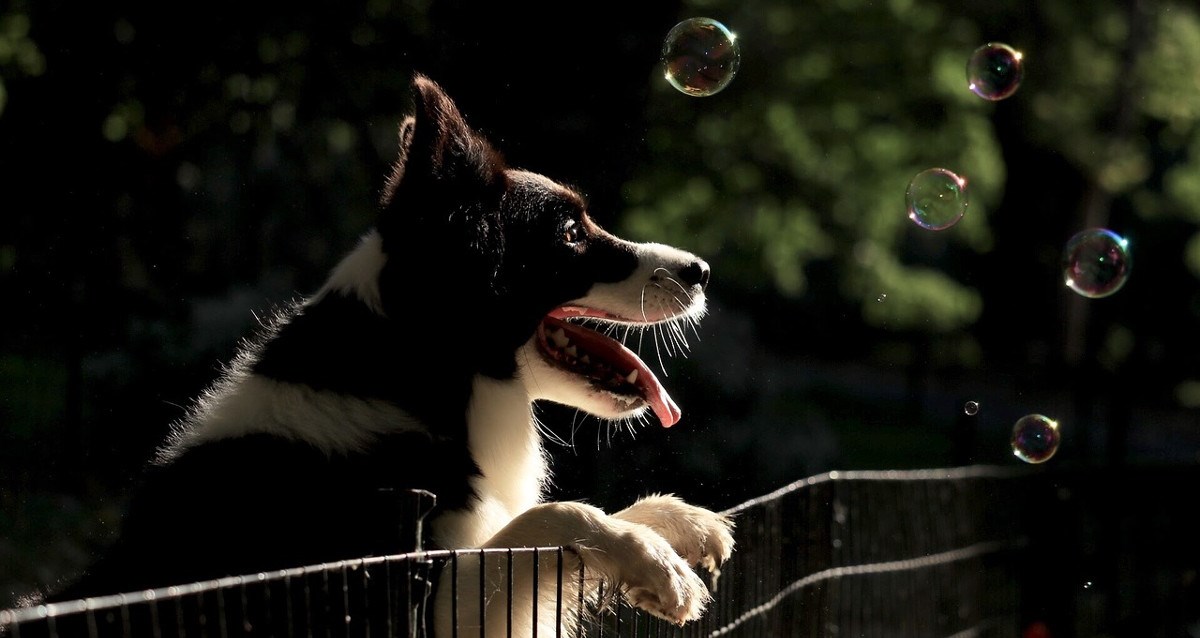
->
[251, 74, 641, 438]
[380, 74, 507, 213]
[373, 75, 638, 380]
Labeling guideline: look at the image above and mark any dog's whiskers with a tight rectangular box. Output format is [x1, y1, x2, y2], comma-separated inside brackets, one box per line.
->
[632, 410, 652, 436]
[532, 409, 570, 449]
[666, 312, 692, 357]
[667, 326, 685, 358]
[639, 283, 670, 375]
[617, 323, 640, 368]
[569, 409, 584, 450]
[650, 321, 668, 375]
[664, 278, 706, 349]
[655, 269, 704, 355]
[634, 272, 710, 374]
[636, 322, 646, 359]
[250, 309, 269, 330]
[602, 409, 652, 445]
[648, 295, 686, 360]
[658, 322, 677, 358]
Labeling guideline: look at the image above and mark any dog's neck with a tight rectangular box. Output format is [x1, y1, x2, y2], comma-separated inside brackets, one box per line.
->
[428, 376, 547, 549]
[326, 231, 551, 546]
[467, 376, 546, 511]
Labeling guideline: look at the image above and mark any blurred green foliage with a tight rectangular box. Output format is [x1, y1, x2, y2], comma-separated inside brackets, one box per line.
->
[0, 9, 45, 118]
[624, 0, 1004, 334]
[623, 0, 1200, 344]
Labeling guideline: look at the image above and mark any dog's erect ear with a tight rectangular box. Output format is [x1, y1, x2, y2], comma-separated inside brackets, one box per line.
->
[380, 74, 505, 209]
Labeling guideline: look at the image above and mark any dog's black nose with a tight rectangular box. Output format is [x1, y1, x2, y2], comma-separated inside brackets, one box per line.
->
[679, 259, 711, 290]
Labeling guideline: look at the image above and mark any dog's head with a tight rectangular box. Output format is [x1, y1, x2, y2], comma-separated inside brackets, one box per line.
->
[370, 75, 708, 427]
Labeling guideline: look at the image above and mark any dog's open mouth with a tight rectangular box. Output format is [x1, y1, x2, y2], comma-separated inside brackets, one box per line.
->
[536, 306, 682, 428]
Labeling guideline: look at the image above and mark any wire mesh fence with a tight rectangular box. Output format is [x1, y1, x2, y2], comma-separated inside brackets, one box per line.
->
[1, 466, 1030, 638]
[729, 467, 1023, 637]
[588, 466, 1027, 638]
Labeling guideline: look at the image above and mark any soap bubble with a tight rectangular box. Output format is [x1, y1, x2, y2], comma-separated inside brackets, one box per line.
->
[964, 401, 980, 416]
[1011, 414, 1060, 464]
[1063, 228, 1131, 298]
[906, 168, 969, 230]
[662, 17, 740, 97]
[967, 42, 1024, 101]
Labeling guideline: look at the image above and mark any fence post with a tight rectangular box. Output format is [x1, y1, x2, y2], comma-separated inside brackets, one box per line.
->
[375, 488, 437, 637]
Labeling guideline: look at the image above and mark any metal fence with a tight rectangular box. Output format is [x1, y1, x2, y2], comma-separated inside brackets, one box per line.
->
[1, 466, 1030, 638]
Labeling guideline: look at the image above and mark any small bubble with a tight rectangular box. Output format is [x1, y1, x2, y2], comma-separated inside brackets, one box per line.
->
[967, 42, 1024, 101]
[176, 162, 201, 191]
[662, 17, 741, 97]
[1011, 414, 1061, 464]
[113, 19, 135, 45]
[1063, 228, 1131, 299]
[877, 293, 887, 302]
[102, 113, 128, 142]
[964, 401, 979, 416]
[906, 168, 968, 230]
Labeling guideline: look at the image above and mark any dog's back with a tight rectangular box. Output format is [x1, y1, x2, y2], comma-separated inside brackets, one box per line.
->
[54, 434, 438, 600]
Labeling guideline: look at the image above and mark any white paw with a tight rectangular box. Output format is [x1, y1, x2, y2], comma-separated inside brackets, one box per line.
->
[586, 522, 712, 625]
[614, 494, 736, 580]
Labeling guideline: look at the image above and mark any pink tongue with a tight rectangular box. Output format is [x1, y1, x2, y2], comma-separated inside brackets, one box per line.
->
[633, 359, 681, 428]
[655, 392, 682, 428]
[549, 314, 681, 428]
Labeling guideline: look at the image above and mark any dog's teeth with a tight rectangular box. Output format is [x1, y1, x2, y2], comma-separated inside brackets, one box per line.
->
[549, 328, 570, 348]
[565, 345, 578, 357]
[625, 370, 638, 384]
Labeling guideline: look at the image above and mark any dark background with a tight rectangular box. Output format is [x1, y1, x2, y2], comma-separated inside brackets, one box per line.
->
[2, 0, 1199, 634]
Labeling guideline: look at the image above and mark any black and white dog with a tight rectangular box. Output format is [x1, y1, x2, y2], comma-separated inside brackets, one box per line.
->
[50, 74, 733, 636]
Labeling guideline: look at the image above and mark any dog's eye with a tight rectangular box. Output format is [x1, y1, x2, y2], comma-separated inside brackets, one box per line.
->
[562, 220, 581, 244]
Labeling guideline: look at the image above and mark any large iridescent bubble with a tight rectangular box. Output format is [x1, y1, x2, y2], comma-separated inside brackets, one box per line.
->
[1011, 414, 1061, 464]
[906, 168, 969, 231]
[662, 17, 741, 97]
[1063, 228, 1131, 299]
[967, 43, 1024, 101]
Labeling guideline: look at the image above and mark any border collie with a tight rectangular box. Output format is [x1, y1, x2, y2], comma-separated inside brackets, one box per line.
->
[45, 74, 733, 636]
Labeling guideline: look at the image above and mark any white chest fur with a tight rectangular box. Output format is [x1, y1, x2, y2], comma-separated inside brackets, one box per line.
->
[430, 376, 548, 549]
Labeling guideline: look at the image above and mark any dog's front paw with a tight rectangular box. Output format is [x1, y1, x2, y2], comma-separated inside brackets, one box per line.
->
[577, 520, 712, 625]
[614, 494, 735, 581]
